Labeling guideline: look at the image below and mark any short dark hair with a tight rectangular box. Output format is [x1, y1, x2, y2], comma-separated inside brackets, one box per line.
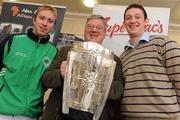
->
[124, 4, 147, 21]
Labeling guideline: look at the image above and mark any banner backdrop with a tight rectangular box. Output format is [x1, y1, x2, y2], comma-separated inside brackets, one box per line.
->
[93, 5, 170, 56]
[0, 1, 66, 44]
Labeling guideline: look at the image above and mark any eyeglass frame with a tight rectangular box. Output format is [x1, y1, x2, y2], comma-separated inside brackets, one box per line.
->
[86, 24, 105, 31]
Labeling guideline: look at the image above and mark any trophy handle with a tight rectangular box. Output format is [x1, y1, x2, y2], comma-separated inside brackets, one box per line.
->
[93, 61, 116, 120]
[62, 51, 75, 114]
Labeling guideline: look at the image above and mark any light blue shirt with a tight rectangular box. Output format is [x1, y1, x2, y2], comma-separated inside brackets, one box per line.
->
[125, 32, 150, 49]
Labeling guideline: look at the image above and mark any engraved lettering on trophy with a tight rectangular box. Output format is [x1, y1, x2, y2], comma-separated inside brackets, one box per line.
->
[78, 70, 97, 109]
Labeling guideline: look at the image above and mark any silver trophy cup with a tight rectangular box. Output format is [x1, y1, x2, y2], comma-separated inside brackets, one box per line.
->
[62, 41, 116, 120]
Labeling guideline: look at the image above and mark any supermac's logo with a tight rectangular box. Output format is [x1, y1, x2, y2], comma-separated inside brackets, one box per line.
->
[11, 5, 20, 16]
[104, 16, 164, 37]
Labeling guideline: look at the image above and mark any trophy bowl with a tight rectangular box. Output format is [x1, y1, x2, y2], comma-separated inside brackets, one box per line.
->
[63, 41, 116, 120]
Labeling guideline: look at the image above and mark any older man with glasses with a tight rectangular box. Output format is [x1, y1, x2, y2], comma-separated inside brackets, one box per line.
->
[41, 14, 124, 120]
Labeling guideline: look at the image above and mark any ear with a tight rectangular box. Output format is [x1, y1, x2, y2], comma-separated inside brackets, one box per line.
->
[32, 17, 35, 25]
[144, 18, 149, 26]
[123, 21, 128, 29]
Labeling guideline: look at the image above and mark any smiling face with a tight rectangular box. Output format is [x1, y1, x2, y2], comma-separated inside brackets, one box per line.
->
[33, 10, 56, 37]
[84, 18, 106, 44]
[124, 8, 148, 39]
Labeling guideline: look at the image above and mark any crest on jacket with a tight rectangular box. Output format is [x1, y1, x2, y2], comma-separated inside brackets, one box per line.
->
[43, 57, 51, 68]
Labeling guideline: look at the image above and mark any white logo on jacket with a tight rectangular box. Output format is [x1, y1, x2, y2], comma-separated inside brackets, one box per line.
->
[15, 52, 27, 57]
[43, 57, 51, 68]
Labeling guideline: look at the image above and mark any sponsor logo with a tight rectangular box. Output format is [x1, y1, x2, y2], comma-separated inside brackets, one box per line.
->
[11, 5, 36, 19]
[105, 17, 164, 38]
[15, 52, 27, 57]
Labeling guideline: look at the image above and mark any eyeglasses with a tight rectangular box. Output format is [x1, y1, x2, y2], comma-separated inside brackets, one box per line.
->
[86, 24, 105, 30]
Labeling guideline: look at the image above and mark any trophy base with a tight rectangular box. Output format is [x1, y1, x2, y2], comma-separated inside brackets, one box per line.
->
[69, 101, 97, 114]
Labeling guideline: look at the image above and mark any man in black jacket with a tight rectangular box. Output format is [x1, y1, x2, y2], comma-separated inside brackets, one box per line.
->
[41, 14, 124, 120]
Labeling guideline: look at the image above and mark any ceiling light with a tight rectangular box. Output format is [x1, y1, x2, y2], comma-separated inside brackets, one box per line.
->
[83, 0, 97, 8]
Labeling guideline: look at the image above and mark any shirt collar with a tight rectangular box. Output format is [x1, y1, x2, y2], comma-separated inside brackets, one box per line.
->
[125, 32, 150, 49]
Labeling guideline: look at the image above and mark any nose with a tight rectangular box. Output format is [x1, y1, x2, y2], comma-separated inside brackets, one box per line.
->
[42, 20, 48, 26]
[92, 26, 98, 31]
[130, 17, 136, 23]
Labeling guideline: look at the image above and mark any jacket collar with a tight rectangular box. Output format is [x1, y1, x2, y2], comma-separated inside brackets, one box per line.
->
[27, 28, 50, 44]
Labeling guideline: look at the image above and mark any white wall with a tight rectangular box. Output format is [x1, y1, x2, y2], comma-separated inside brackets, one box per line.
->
[61, 17, 87, 38]
[169, 30, 180, 45]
